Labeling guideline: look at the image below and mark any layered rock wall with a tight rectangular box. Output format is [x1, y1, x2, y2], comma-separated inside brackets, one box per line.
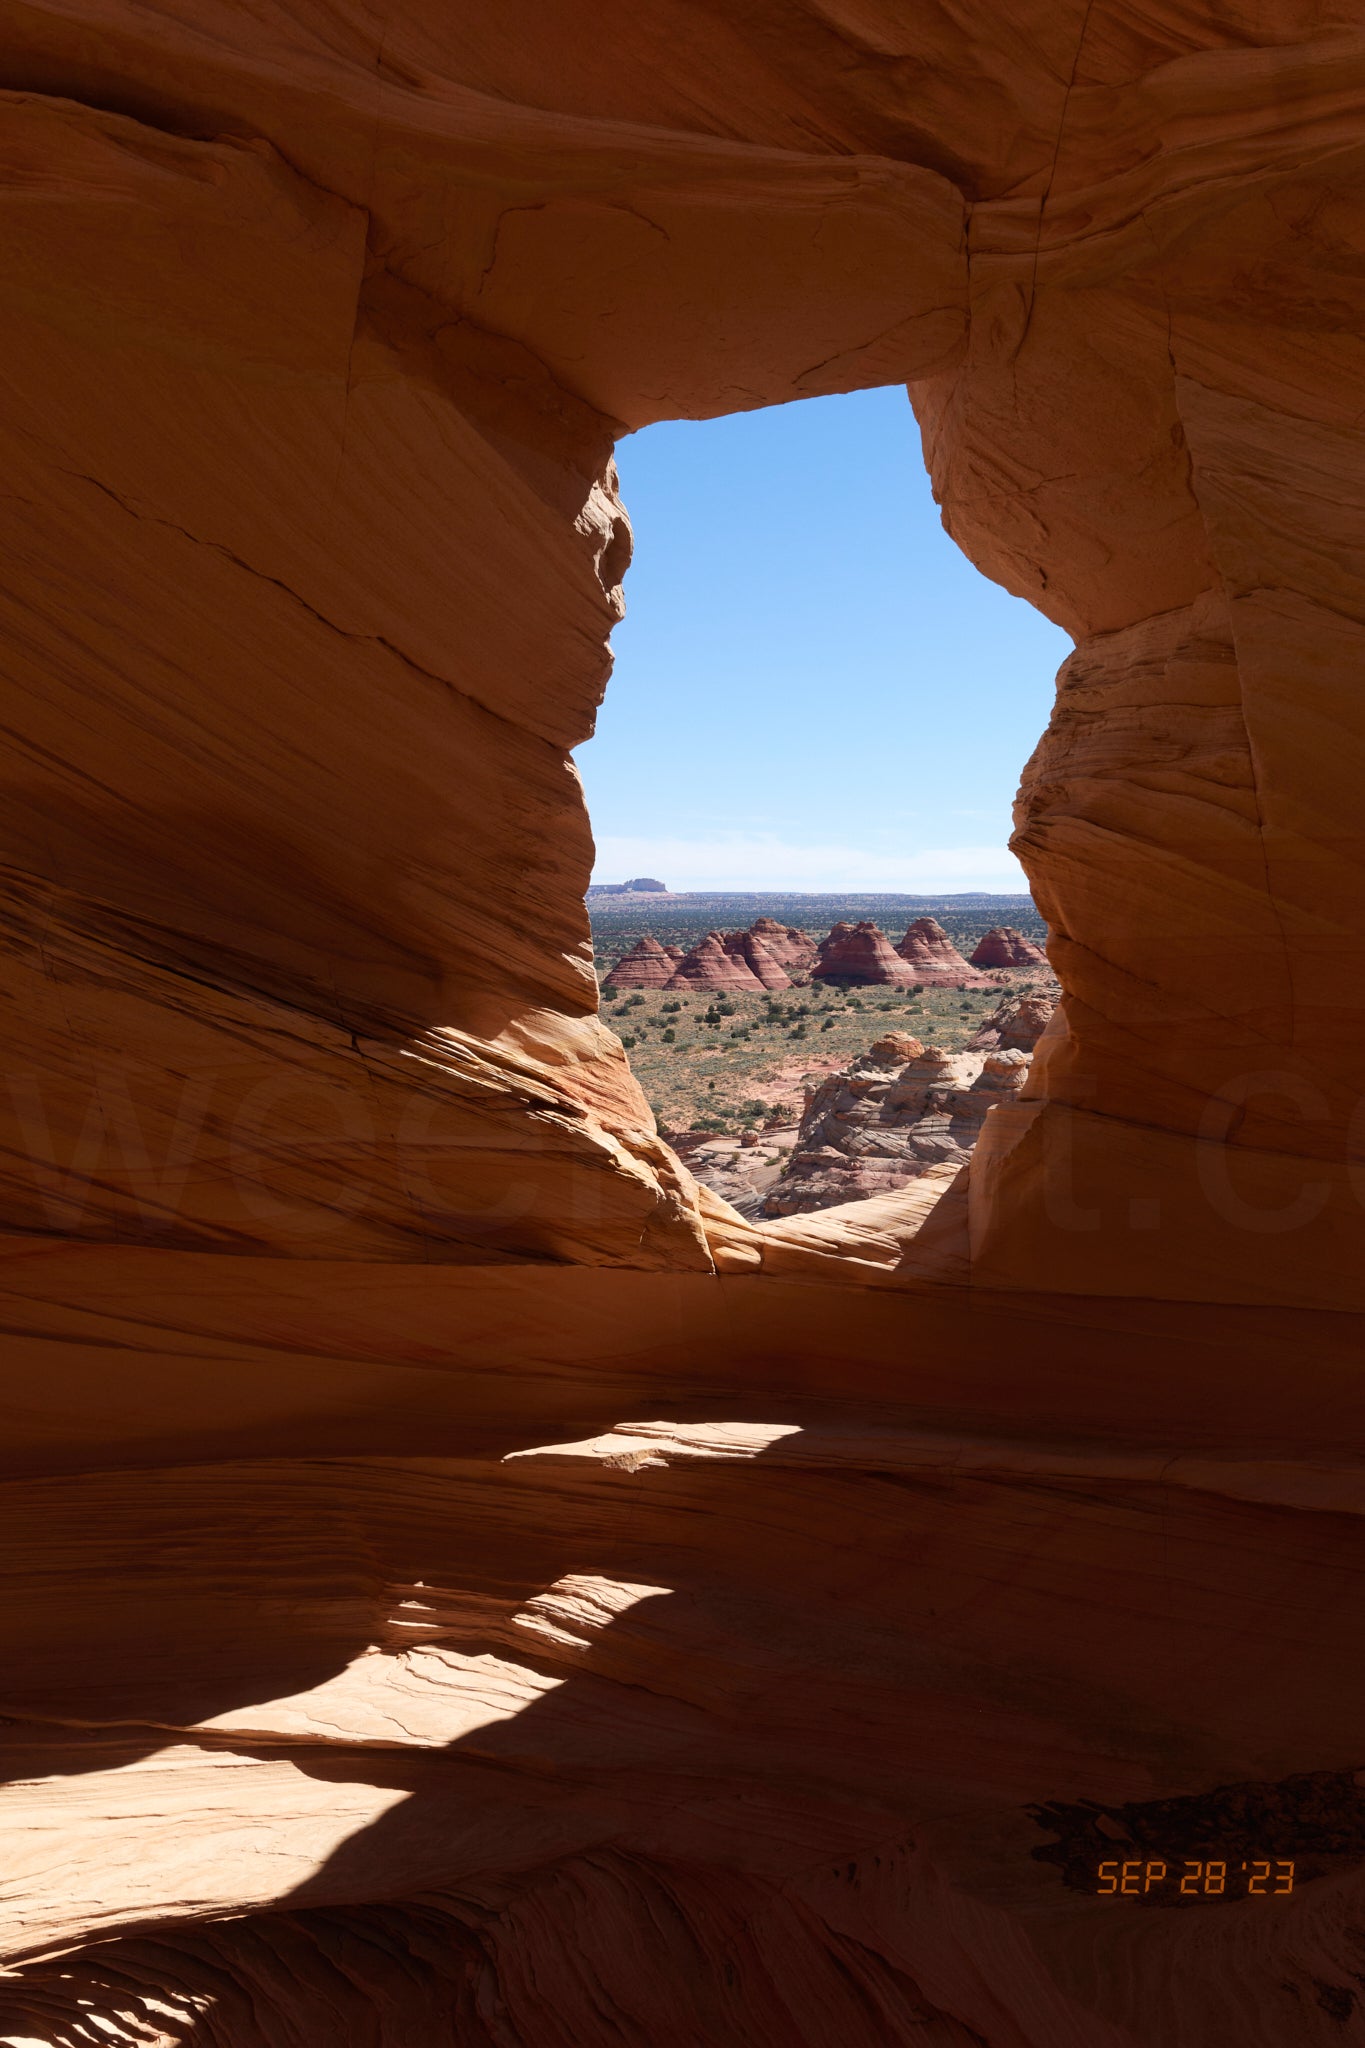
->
[766, 1037, 1031, 1215]
[2, 6, 1365, 2044]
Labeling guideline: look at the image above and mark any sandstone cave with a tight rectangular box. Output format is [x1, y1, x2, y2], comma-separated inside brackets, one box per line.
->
[1, 6, 1364, 2044]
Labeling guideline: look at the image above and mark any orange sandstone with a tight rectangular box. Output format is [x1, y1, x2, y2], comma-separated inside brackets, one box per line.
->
[0, 8, 1362, 2045]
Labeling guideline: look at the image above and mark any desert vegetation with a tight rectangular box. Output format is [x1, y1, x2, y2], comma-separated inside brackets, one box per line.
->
[592, 894, 1048, 1134]
[606, 977, 1014, 1133]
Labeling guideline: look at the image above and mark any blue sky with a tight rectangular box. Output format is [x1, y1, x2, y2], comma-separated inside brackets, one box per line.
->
[574, 385, 1072, 894]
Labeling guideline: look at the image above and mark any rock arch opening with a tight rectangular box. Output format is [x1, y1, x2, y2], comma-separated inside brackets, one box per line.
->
[2, 9, 1364, 2045]
[577, 387, 1068, 1233]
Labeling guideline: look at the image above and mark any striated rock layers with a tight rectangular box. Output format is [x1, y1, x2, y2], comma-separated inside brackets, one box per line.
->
[641, 920, 812, 993]
[746, 917, 818, 975]
[969, 925, 1049, 970]
[765, 1036, 1031, 1215]
[719, 925, 794, 990]
[4, 6, 1365, 2045]
[812, 920, 916, 986]
[896, 917, 994, 987]
[970, 986, 1060, 1053]
[661, 931, 764, 993]
[601, 935, 675, 990]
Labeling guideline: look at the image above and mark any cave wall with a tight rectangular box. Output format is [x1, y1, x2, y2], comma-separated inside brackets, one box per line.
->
[2, 5, 1365, 2044]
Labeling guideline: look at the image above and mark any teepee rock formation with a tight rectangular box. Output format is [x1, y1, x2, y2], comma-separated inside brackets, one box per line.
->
[812, 920, 916, 987]
[747, 917, 817, 974]
[970, 926, 1049, 970]
[665, 932, 765, 993]
[602, 935, 676, 991]
[896, 916, 993, 987]
[722, 928, 792, 990]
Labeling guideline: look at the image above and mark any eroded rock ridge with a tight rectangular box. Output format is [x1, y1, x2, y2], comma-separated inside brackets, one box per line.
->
[1, 6, 1363, 2044]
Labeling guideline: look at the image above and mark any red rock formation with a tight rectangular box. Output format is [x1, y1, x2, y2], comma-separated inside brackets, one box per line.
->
[3, 7, 1364, 2044]
[813, 920, 917, 986]
[896, 916, 993, 986]
[970, 986, 1060, 1052]
[722, 926, 792, 990]
[968, 925, 1049, 970]
[766, 1038, 1030, 1214]
[664, 932, 764, 993]
[601, 935, 675, 991]
[748, 916, 818, 973]
[867, 1030, 925, 1065]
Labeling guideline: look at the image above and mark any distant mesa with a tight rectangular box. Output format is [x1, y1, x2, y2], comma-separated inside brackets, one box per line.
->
[813, 920, 917, 987]
[895, 916, 994, 988]
[589, 876, 669, 895]
[970, 924, 1048, 969]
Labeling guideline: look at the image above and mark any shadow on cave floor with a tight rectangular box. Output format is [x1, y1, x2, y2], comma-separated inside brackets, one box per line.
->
[0, 1442, 995, 2045]
[8, 1420, 1365, 2046]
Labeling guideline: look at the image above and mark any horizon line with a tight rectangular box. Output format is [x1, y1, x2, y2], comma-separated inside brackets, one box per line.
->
[587, 887, 1038, 899]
